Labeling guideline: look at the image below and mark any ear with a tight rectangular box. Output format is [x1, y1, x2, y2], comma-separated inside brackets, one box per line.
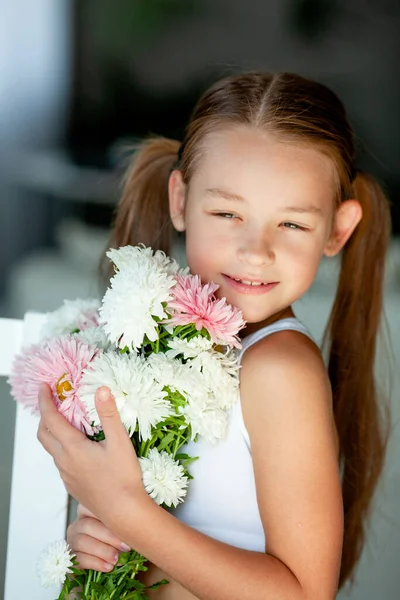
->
[168, 169, 186, 232]
[324, 199, 363, 257]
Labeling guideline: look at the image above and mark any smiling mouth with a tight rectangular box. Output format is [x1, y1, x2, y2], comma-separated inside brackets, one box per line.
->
[226, 275, 275, 287]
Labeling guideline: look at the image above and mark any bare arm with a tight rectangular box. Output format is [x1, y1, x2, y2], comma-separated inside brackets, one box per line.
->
[241, 332, 343, 600]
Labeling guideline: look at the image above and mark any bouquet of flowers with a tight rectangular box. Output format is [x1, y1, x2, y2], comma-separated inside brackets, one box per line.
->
[9, 245, 246, 600]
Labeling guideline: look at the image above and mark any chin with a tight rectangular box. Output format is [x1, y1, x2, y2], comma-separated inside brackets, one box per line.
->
[238, 306, 274, 324]
[216, 287, 282, 324]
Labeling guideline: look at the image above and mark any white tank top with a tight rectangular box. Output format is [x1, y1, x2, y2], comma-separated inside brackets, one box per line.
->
[171, 317, 314, 552]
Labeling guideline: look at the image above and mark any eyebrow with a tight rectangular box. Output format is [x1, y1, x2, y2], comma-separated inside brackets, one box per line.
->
[283, 205, 322, 215]
[205, 188, 323, 215]
[206, 188, 245, 202]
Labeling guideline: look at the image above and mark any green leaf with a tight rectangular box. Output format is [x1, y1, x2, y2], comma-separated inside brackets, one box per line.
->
[122, 591, 147, 600]
[177, 454, 199, 469]
[157, 431, 176, 451]
[105, 578, 115, 592]
[90, 582, 112, 599]
[127, 580, 144, 590]
[116, 550, 132, 565]
[146, 578, 170, 590]
[88, 430, 105, 442]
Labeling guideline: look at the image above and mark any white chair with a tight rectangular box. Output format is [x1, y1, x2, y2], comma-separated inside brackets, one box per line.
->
[0, 312, 68, 600]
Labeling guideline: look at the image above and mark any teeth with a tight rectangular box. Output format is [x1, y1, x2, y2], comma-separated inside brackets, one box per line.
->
[234, 278, 265, 286]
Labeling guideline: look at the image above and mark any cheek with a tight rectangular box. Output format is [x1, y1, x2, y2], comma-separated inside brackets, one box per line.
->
[184, 212, 229, 277]
[184, 224, 215, 280]
[280, 235, 323, 280]
[185, 237, 205, 275]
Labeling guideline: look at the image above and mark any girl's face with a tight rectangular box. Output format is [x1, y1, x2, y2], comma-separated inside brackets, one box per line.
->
[169, 126, 348, 326]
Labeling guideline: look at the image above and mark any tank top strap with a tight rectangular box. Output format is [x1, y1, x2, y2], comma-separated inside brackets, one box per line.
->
[237, 317, 314, 365]
[234, 317, 315, 450]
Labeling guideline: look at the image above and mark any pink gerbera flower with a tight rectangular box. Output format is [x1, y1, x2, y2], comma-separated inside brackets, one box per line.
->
[8, 335, 99, 435]
[166, 275, 246, 349]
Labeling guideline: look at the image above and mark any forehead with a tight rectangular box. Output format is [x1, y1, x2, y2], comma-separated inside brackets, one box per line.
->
[191, 126, 337, 203]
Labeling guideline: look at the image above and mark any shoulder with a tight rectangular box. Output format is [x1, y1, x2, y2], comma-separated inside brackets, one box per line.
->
[240, 328, 332, 412]
[240, 327, 338, 459]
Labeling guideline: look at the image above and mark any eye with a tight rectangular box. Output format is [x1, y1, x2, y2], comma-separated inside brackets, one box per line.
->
[281, 222, 307, 231]
[212, 212, 238, 219]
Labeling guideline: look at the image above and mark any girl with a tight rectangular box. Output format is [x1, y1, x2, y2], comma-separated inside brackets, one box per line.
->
[38, 71, 391, 600]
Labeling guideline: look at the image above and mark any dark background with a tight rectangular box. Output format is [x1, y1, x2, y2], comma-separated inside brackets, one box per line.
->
[1, 0, 400, 303]
[68, 0, 400, 225]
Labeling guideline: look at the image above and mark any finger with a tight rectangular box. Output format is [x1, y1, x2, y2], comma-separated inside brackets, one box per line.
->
[94, 386, 129, 447]
[73, 551, 116, 573]
[77, 503, 98, 520]
[74, 517, 131, 552]
[38, 383, 86, 445]
[37, 417, 63, 458]
[72, 532, 120, 564]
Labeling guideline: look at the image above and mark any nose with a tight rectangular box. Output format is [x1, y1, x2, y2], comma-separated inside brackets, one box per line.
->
[237, 229, 275, 267]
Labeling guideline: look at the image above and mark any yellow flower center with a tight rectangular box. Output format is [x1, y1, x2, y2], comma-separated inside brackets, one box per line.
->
[56, 374, 73, 402]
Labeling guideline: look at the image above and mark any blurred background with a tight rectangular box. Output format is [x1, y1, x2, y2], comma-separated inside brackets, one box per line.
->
[1, 0, 400, 597]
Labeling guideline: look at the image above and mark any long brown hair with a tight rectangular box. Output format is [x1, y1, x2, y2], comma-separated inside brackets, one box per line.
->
[104, 72, 391, 589]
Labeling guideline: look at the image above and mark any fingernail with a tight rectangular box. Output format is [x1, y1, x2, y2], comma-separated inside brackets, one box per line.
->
[119, 542, 131, 552]
[104, 562, 114, 572]
[97, 387, 109, 402]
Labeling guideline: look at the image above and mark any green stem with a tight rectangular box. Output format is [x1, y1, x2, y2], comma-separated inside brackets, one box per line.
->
[140, 438, 149, 456]
[174, 324, 193, 338]
[84, 570, 93, 596]
[158, 329, 171, 339]
[172, 432, 183, 459]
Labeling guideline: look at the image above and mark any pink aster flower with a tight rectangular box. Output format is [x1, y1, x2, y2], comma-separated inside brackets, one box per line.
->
[8, 335, 99, 435]
[166, 275, 246, 349]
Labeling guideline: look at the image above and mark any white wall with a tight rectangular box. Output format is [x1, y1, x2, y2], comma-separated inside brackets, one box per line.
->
[0, 0, 71, 147]
[0, 1, 71, 594]
[0, 0, 71, 295]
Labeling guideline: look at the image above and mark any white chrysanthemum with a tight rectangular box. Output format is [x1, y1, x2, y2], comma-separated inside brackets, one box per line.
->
[80, 352, 172, 439]
[197, 346, 240, 378]
[75, 326, 114, 351]
[146, 353, 207, 405]
[145, 352, 177, 386]
[183, 400, 228, 444]
[107, 245, 186, 277]
[151, 248, 187, 276]
[37, 540, 75, 588]
[190, 348, 240, 410]
[100, 256, 176, 350]
[208, 385, 240, 412]
[166, 336, 213, 359]
[41, 298, 100, 340]
[139, 448, 188, 507]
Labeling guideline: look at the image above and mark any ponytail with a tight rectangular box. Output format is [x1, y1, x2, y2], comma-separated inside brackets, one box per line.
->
[101, 137, 180, 282]
[323, 171, 392, 588]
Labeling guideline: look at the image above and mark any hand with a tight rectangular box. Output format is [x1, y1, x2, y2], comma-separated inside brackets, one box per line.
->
[37, 384, 149, 532]
[67, 504, 131, 572]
